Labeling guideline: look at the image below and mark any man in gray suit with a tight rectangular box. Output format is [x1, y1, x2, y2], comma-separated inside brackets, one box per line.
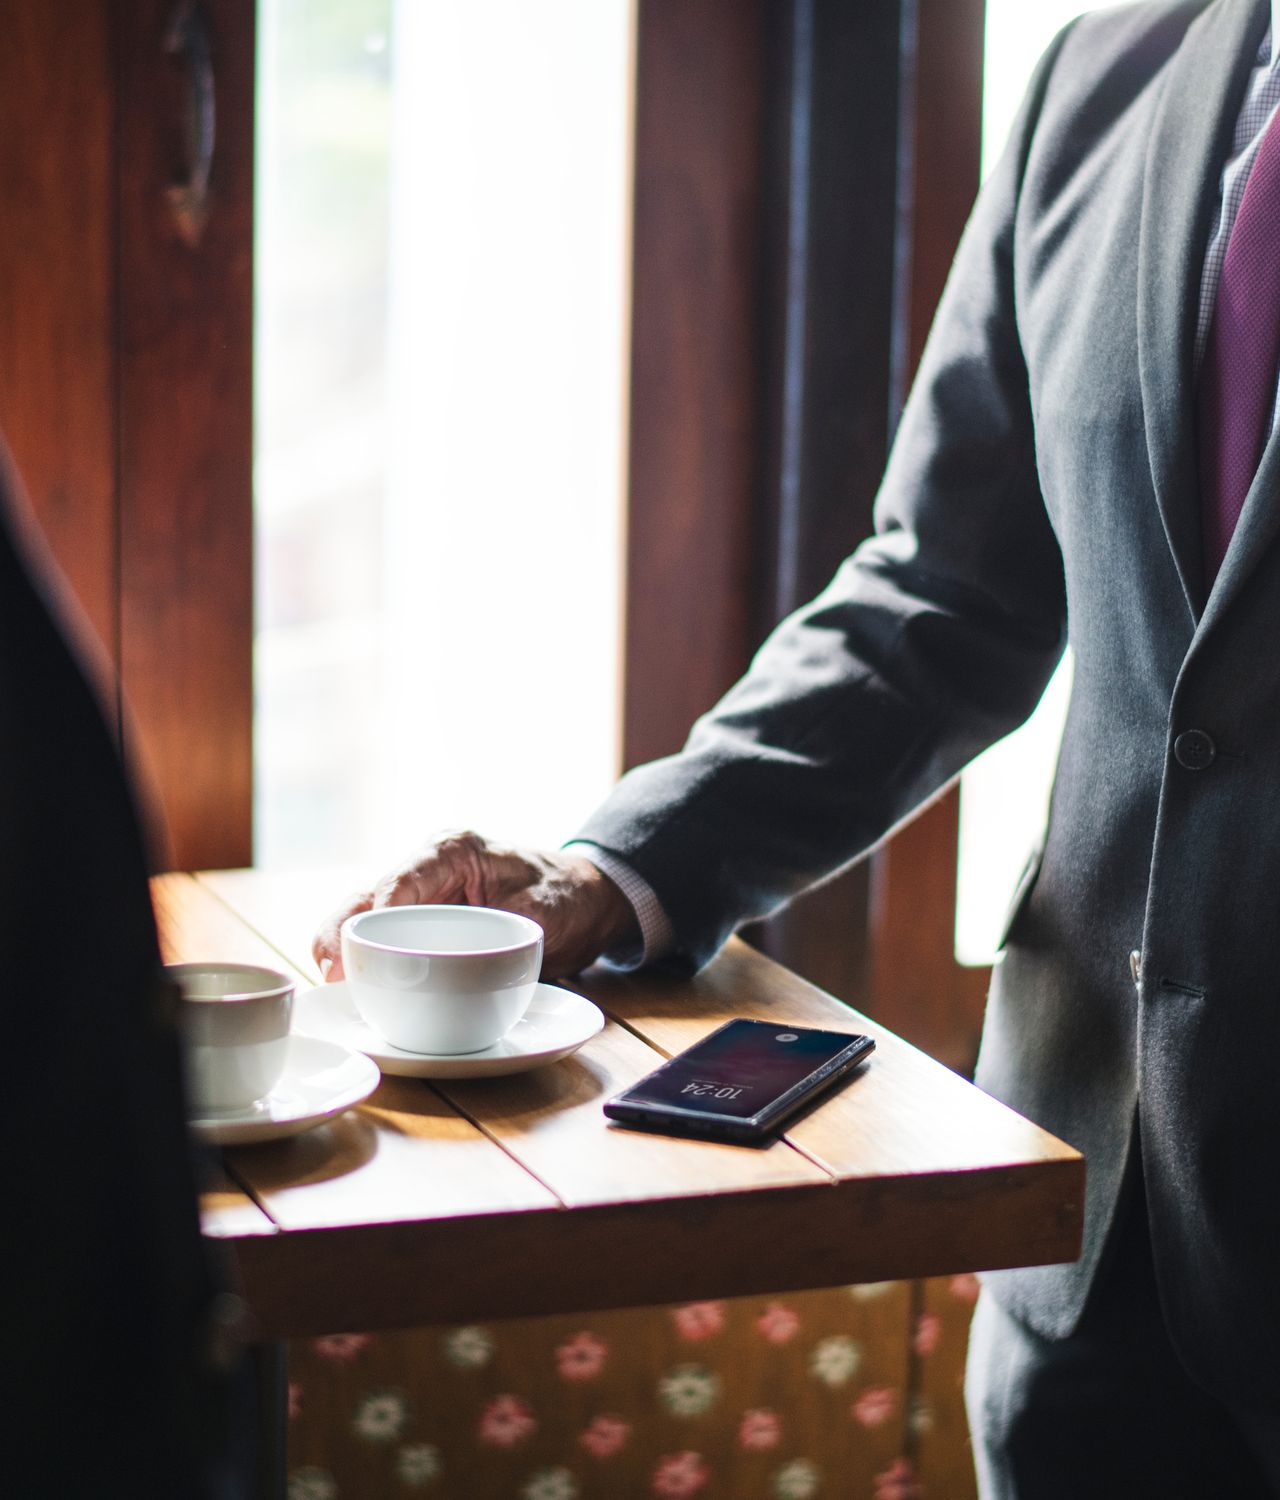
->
[317, 1, 1280, 1491]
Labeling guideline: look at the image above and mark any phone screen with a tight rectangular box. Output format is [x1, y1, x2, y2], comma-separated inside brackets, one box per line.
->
[605, 1018, 873, 1133]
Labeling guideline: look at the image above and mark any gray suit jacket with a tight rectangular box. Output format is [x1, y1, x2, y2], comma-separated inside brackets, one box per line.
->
[578, 0, 1280, 1402]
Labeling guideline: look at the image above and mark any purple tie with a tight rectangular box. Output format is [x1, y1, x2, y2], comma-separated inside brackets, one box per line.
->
[1198, 107, 1280, 586]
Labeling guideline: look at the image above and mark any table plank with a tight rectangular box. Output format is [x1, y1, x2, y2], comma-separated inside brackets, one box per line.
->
[201, 866, 1083, 1187]
[155, 871, 311, 981]
[576, 941, 1084, 1289]
[579, 939, 1079, 1176]
[435, 1018, 827, 1207]
[195, 865, 368, 982]
[225, 1075, 557, 1232]
[198, 1163, 275, 1241]
[202, 867, 830, 1204]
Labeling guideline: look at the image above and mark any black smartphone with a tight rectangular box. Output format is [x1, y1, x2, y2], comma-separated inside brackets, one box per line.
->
[602, 1018, 875, 1144]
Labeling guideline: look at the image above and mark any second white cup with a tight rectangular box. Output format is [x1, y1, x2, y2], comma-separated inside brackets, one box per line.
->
[341, 904, 543, 1055]
[171, 961, 295, 1115]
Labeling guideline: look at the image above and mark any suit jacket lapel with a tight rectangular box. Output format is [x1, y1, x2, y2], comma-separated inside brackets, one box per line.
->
[1137, 0, 1269, 622]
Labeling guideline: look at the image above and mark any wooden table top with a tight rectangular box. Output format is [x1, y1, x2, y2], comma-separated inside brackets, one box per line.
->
[159, 869, 1084, 1340]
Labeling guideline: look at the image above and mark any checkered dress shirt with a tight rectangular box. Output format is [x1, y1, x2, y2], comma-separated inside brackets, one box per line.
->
[1197, 21, 1280, 384]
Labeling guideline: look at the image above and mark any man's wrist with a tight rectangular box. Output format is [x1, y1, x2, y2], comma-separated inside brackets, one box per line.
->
[573, 856, 640, 954]
[563, 841, 674, 967]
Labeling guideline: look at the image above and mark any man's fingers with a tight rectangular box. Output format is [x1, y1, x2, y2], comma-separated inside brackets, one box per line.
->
[371, 832, 536, 910]
[313, 842, 627, 988]
[312, 889, 374, 981]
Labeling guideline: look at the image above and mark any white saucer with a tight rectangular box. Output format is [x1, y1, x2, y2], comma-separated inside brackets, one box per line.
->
[294, 980, 605, 1078]
[189, 1034, 380, 1146]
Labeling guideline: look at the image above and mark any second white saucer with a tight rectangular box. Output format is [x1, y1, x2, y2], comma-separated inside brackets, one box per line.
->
[189, 1034, 380, 1146]
[294, 979, 605, 1078]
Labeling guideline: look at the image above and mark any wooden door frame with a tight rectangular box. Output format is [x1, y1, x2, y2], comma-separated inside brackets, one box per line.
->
[623, 0, 989, 1070]
[0, 0, 254, 872]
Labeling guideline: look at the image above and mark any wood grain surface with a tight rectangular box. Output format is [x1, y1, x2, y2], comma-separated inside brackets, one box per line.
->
[0, 0, 118, 670]
[199, 1163, 276, 1242]
[434, 1019, 825, 1209]
[622, 0, 767, 770]
[163, 869, 1084, 1337]
[0, 1, 256, 869]
[117, 0, 255, 872]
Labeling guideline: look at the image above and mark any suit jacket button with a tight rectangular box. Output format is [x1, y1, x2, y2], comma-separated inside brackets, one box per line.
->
[1173, 729, 1216, 770]
[1129, 949, 1141, 986]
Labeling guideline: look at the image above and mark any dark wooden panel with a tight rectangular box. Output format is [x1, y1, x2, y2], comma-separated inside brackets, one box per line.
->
[621, 0, 990, 1061]
[753, 0, 904, 623]
[117, 0, 255, 869]
[622, 0, 768, 769]
[0, 0, 118, 673]
[624, 2, 910, 1003]
[869, 0, 989, 1070]
[901, 0, 987, 383]
[747, 0, 907, 1003]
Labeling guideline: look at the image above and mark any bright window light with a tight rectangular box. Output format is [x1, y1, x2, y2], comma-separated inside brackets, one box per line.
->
[955, 1, 1101, 965]
[254, 0, 632, 871]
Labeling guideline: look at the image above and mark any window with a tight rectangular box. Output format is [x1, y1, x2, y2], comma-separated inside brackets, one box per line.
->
[255, 0, 633, 869]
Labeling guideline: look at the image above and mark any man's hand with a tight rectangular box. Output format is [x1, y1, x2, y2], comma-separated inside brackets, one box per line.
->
[312, 832, 639, 981]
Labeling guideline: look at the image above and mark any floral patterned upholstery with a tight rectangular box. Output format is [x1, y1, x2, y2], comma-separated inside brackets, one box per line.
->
[286, 1276, 981, 1498]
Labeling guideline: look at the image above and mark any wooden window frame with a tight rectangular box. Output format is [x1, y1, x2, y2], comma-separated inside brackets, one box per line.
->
[624, 0, 988, 1071]
[0, 0, 254, 872]
[3, 0, 987, 1067]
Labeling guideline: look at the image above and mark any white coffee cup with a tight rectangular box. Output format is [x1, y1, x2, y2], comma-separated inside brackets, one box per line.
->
[170, 962, 296, 1115]
[341, 905, 543, 1055]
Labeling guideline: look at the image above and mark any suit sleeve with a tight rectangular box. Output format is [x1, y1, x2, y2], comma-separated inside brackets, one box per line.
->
[574, 32, 1073, 971]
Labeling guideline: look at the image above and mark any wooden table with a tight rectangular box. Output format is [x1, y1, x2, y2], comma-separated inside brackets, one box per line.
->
[158, 868, 1084, 1345]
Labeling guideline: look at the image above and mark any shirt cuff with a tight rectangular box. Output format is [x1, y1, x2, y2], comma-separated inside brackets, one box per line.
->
[563, 840, 675, 969]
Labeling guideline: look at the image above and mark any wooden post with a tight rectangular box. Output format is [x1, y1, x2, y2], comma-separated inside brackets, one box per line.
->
[0, 0, 256, 870]
[868, 0, 989, 1075]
